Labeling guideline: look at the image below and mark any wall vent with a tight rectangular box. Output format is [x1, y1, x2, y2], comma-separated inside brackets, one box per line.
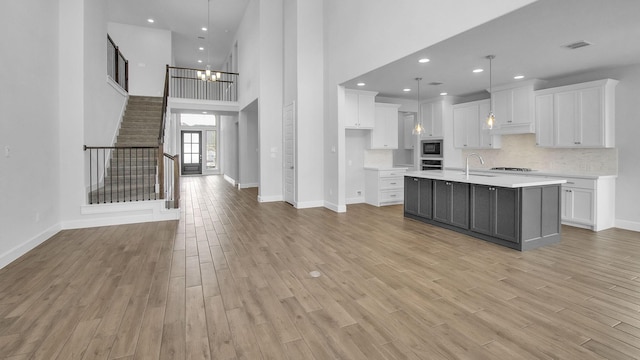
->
[428, 82, 443, 86]
[563, 40, 592, 50]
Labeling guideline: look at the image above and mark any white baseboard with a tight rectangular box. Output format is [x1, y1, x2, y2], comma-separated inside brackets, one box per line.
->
[239, 182, 259, 189]
[324, 201, 346, 213]
[257, 194, 283, 202]
[0, 223, 62, 270]
[615, 219, 640, 233]
[295, 200, 324, 209]
[62, 201, 180, 229]
[346, 196, 364, 205]
[223, 174, 237, 186]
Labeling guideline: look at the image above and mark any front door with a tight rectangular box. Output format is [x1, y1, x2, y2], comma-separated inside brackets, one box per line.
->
[181, 131, 202, 175]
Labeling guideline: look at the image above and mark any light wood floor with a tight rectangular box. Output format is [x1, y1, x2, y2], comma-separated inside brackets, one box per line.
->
[2, 176, 640, 359]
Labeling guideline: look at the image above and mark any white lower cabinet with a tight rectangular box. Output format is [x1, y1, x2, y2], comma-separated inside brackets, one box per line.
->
[540, 175, 613, 231]
[365, 168, 406, 206]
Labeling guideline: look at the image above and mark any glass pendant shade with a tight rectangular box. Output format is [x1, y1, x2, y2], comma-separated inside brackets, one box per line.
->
[486, 55, 496, 129]
[412, 122, 425, 135]
[413, 77, 424, 135]
[486, 111, 495, 130]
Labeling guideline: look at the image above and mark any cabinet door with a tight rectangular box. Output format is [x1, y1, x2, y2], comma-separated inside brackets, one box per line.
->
[578, 87, 604, 147]
[492, 89, 511, 127]
[370, 105, 398, 149]
[470, 185, 492, 235]
[403, 113, 416, 149]
[418, 178, 433, 219]
[433, 180, 451, 223]
[535, 94, 554, 146]
[421, 102, 443, 138]
[453, 106, 474, 148]
[477, 101, 493, 148]
[494, 187, 519, 243]
[562, 187, 594, 225]
[451, 182, 469, 229]
[358, 94, 375, 128]
[555, 91, 578, 146]
[345, 91, 359, 127]
[404, 177, 420, 215]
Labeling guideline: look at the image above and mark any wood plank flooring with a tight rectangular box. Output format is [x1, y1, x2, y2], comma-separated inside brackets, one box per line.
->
[1, 175, 640, 359]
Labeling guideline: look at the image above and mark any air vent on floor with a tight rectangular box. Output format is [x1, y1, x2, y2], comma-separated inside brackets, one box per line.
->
[428, 82, 443, 86]
[563, 40, 592, 50]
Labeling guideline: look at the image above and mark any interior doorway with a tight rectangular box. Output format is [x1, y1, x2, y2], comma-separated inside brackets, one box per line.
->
[181, 130, 202, 175]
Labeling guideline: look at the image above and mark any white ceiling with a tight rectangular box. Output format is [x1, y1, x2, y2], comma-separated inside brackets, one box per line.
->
[107, 0, 249, 69]
[343, 0, 640, 101]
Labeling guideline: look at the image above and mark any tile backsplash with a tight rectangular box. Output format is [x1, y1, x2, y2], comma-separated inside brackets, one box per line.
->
[461, 134, 617, 174]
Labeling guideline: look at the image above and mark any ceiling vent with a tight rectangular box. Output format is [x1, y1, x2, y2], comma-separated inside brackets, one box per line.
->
[428, 82, 443, 86]
[563, 40, 592, 50]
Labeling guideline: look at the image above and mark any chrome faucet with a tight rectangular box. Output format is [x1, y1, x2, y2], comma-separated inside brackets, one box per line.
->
[465, 153, 485, 179]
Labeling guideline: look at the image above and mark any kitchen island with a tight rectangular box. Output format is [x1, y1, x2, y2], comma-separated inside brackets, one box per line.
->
[404, 170, 566, 251]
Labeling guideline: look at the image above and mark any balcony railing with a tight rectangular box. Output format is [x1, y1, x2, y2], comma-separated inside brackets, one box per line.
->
[168, 66, 238, 102]
[107, 35, 129, 91]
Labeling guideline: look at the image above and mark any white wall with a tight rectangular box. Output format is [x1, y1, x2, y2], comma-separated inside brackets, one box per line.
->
[107, 22, 172, 97]
[239, 100, 260, 187]
[235, 0, 260, 110]
[294, 0, 324, 208]
[220, 115, 239, 182]
[0, 0, 61, 268]
[322, 0, 538, 211]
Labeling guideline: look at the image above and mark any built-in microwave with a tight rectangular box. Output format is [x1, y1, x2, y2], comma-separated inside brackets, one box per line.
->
[421, 140, 443, 157]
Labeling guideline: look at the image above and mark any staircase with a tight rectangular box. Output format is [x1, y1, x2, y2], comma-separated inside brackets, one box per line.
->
[89, 96, 163, 203]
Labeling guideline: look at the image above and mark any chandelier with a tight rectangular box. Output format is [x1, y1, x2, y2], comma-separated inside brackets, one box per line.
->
[197, 0, 219, 82]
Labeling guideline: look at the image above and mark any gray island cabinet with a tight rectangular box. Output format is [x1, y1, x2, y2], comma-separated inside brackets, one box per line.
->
[404, 171, 566, 251]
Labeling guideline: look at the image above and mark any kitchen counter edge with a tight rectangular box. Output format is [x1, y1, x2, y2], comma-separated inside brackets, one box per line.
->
[405, 170, 566, 188]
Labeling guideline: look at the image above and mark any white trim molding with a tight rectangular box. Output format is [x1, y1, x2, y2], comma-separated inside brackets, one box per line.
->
[0, 223, 62, 270]
[324, 201, 346, 213]
[615, 219, 640, 233]
[63, 201, 180, 229]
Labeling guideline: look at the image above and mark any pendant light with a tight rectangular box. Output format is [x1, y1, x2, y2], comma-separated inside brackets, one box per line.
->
[412, 77, 425, 135]
[195, 0, 220, 82]
[485, 55, 496, 129]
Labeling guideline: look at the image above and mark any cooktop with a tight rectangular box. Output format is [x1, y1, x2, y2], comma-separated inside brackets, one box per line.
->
[490, 167, 534, 172]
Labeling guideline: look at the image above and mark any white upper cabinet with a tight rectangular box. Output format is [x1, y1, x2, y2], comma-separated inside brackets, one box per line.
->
[345, 89, 377, 129]
[490, 80, 541, 134]
[534, 79, 618, 148]
[420, 100, 444, 138]
[453, 99, 501, 149]
[403, 113, 416, 149]
[369, 103, 401, 149]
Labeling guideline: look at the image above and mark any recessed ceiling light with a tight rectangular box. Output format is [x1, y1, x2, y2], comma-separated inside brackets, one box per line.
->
[147, 18, 155, 23]
[514, 75, 525, 80]
[418, 58, 430, 63]
[199, 47, 204, 51]
[197, 60, 203, 63]
[202, 27, 207, 31]
[202, 111, 208, 114]
[403, 88, 411, 92]
[440, 92, 448, 96]
[473, 68, 484, 73]
[356, 82, 365, 87]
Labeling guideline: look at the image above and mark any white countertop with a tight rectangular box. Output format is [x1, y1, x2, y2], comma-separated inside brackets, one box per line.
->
[364, 166, 408, 171]
[445, 167, 616, 180]
[405, 170, 566, 188]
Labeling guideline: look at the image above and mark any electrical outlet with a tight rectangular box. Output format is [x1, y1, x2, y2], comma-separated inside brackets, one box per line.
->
[357, 190, 362, 196]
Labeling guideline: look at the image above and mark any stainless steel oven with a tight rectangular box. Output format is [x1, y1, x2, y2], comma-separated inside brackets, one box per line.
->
[421, 140, 443, 157]
[421, 159, 443, 171]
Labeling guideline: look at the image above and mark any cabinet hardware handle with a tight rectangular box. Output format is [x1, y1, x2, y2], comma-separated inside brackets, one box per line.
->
[566, 182, 574, 184]
[390, 194, 397, 197]
[390, 182, 397, 185]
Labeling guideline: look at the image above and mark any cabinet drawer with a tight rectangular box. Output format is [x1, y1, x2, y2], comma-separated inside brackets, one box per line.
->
[563, 178, 596, 189]
[379, 169, 406, 178]
[380, 189, 403, 202]
[380, 177, 403, 189]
